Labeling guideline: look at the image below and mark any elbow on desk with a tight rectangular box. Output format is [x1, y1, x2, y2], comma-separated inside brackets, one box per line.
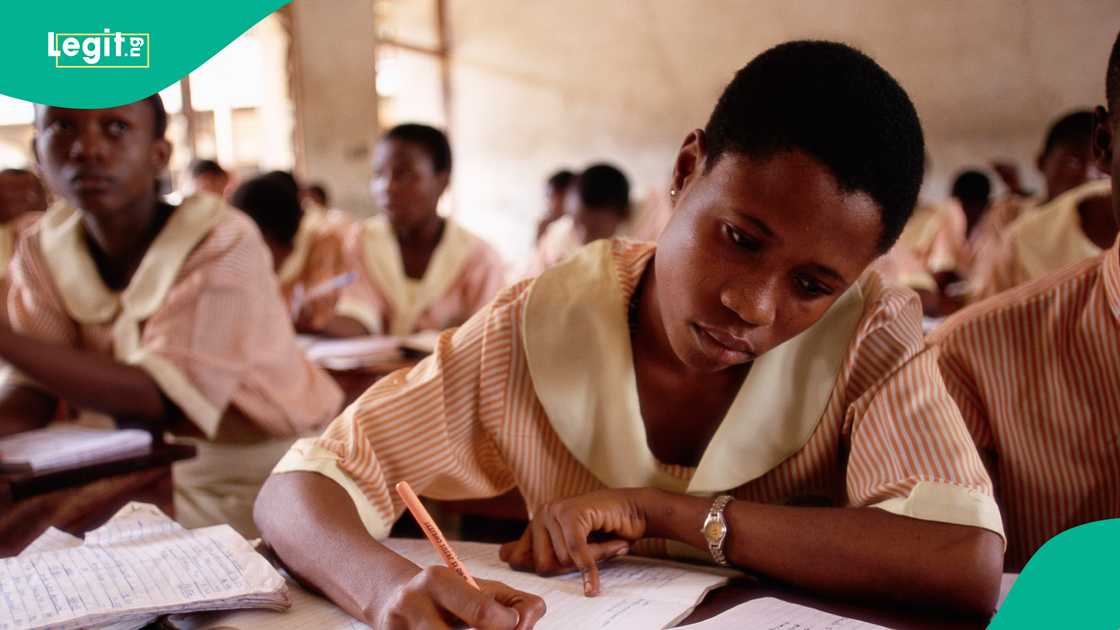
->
[923, 527, 1004, 617]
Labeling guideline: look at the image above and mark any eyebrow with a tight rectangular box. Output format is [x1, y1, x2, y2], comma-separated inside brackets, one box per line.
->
[733, 210, 849, 285]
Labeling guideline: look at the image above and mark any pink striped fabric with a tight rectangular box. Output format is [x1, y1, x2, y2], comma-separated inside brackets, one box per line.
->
[930, 238, 1120, 570]
[310, 239, 996, 551]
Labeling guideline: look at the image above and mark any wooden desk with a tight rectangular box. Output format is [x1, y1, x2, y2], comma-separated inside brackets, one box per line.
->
[0, 443, 196, 558]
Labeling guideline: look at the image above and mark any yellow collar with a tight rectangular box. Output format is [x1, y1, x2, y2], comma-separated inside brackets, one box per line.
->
[359, 215, 479, 335]
[38, 194, 227, 330]
[522, 240, 865, 495]
[0, 223, 14, 279]
[1013, 179, 1112, 281]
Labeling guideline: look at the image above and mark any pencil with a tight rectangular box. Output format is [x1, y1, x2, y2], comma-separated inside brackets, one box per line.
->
[395, 481, 481, 590]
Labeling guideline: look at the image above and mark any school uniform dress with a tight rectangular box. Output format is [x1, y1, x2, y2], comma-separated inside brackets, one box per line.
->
[872, 200, 966, 293]
[334, 215, 506, 336]
[930, 235, 1120, 570]
[277, 214, 348, 331]
[520, 215, 582, 280]
[973, 180, 1112, 300]
[3, 194, 343, 535]
[0, 212, 42, 324]
[276, 239, 1004, 558]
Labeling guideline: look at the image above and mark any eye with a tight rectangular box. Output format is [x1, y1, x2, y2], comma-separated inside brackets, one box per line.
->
[47, 118, 74, 133]
[105, 119, 129, 136]
[723, 223, 761, 252]
[794, 274, 833, 298]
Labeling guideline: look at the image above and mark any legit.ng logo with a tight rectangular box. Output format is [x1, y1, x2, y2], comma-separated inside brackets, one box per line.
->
[47, 29, 150, 69]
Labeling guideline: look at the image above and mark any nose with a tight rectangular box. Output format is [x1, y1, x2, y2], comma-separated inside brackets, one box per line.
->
[720, 277, 778, 328]
[69, 124, 108, 163]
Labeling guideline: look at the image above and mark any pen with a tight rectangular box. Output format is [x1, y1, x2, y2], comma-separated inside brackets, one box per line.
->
[395, 481, 481, 589]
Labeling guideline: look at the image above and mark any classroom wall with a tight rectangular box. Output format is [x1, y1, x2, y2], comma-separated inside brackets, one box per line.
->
[443, 0, 1120, 262]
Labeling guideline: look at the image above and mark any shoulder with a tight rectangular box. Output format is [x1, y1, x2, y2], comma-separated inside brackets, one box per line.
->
[180, 207, 274, 285]
[930, 254, 1103, 351]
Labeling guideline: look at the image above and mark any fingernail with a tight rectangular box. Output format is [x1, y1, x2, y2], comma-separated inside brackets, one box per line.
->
[613, 545, 628, 557]
[583, 575, 593, 596]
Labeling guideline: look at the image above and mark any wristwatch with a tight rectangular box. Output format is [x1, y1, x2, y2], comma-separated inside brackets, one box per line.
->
[700, 494, 734, 566]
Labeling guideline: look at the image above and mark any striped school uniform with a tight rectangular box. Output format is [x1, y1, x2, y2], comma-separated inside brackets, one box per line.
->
[4, 194, 343, 535]
[276, 238, 1003, 560]
[930, 237, 1120, 570]
[277, 214, 348, 331]
[334, 215, 506, 336]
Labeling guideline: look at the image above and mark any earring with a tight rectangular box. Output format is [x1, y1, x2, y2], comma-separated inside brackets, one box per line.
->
[669, 188, 677, 198]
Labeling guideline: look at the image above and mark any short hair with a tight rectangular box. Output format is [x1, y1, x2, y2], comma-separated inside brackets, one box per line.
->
[306, 182, 329, 206]
[384, 123, 452, 173]
[189, 158, 226, 178]
[1040, 110, 1095, 158]
[143, 94, 168, 139]
[230, 171, 304, 246]
[190, 159, 227, 179]
[1108, 29, 1120, 110]
[547, 169, 576, 192]
[703, 40, 925, 253]
[950, 169, 992, 206]
[575, 163, 630, 217]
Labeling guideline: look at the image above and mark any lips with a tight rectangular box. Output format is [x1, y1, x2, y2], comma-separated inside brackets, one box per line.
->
[71, 172, 114, 191]
[693, 323, 757, 365]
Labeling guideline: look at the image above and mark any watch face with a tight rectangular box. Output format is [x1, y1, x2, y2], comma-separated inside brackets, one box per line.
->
[704, 519, 726, 541]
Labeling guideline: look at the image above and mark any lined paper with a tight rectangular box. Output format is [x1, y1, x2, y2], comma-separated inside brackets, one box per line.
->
[675, 597, 888, 629]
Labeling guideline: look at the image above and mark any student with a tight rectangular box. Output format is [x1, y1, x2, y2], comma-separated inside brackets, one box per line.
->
[301, 180, 353, 238]
[536, 169, 575, 243]
[188, 158, 230, 197]
[930, 31, 1120, 573]
[972, 111, 1112, 300]
[0, 96, 343, 536]
[256, 41, 1004, 628]
[0, 169, 47, 322]
[918, 170, 993, 313]
[529, 163, 632, 275]
[328, 123, 506, 337]
[231, 172, 348, 333]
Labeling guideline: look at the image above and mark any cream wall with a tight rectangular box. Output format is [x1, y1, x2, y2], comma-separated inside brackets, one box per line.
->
[443, 0, 1120, 261]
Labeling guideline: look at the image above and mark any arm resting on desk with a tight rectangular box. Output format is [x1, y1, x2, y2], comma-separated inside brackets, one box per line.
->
[0, 327, 170, 428]
[0, 383, 58, 436]
[255, 471, 546, 629]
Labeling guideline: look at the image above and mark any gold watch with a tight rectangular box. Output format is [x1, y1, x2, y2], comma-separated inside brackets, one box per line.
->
[700, 494, 734, 566]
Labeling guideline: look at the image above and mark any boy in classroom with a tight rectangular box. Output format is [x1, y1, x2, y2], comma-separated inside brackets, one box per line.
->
[0, 95, 343, 536]
[326, 123, 506, 338]
[231, 171, 348, 333]
[930, 29, 1120, 572]
[971, 110, 1112, 300]
[536, 169, 575, 243]
[257, 41, 1005, 629]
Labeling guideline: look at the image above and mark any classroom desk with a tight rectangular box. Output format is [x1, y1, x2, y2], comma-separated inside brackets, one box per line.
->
[0, 442, 196, 558]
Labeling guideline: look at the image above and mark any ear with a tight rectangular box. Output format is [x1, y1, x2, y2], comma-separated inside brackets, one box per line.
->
[670, 129, 707, 205]
[151, 137, 172, 172]
[1092, 105, 1113, 175]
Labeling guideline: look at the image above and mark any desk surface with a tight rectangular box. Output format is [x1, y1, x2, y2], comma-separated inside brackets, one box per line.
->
[0, 442, 196, 558]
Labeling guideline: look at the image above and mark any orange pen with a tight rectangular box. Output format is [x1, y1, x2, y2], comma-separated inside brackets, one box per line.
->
[395, 481, 481, 590]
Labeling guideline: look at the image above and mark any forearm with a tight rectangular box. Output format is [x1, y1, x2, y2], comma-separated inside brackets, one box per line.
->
[255, 471, 420, 623]
[319, 315, 372, 338]
[640, 488, 1002, 615]
[0, 328, 167, 423]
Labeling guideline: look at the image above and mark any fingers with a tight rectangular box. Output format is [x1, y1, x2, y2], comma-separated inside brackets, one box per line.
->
[501, 525, 629, 580]
[410, 567, 522, 630]
[480, 579, 547, 630]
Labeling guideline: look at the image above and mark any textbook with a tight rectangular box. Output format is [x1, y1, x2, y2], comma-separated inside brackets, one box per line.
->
[0, 503, 289, 630]
[0, 425, 152, 473]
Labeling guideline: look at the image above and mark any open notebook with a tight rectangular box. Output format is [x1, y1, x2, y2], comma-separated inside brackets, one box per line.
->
[0, 503, 288, 630]
[0, 425, 152, 473]
[167, 539, 732, 629]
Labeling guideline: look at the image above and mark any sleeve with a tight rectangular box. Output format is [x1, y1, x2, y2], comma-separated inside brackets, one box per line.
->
[273, 284, 527, 539]
[333, 227, 384, 335]
[134, 226, 343, 439]
[3, 237, 79, 390]
[841, 293, 1005, 542]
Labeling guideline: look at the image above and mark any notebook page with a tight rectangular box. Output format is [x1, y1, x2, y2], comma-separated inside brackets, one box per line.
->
[675, 597, 888, 629]
[166, 578, 370, 630]
[384, 538, 729, 629]
[0, 503, 288, 630]
[0, 426, 151, 472]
